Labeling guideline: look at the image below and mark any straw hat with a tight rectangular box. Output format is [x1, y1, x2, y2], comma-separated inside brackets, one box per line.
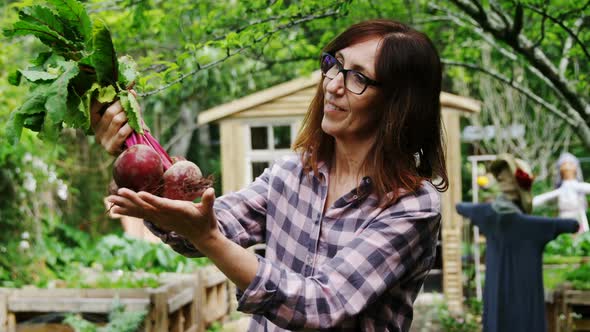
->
[489, 153, 534, 213]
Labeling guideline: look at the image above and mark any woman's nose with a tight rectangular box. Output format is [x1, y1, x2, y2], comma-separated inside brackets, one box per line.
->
[325, 72, 346, 95]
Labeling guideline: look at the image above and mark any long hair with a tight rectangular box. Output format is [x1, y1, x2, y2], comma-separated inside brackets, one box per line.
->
[293, 19, 448, 205]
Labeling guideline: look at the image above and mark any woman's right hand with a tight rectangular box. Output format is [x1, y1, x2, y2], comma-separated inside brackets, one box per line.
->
[90, 100, 133, 155]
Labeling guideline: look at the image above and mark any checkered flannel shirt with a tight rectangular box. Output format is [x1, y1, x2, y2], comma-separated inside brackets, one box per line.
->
[146, 154, 441, 331]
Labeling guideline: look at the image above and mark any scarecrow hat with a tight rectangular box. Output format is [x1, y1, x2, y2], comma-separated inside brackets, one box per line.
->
[489, 153, 534, 213]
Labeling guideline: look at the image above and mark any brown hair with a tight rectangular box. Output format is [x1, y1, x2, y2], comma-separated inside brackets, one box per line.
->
[292, 19, 448, 205]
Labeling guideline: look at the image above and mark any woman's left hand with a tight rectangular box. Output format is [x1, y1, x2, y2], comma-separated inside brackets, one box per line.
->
[106, 187, 220, 248]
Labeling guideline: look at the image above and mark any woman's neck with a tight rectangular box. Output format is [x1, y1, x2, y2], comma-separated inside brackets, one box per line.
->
[331, 136, 375, 182]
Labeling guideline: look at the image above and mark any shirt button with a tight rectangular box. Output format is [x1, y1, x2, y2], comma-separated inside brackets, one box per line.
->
[306, 255, 313, 265]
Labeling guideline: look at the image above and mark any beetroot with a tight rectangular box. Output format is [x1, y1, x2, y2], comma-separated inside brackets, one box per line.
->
[113, 144, 163, 194]
[108, 101, 213, 201]
[163, 160, 210, 201]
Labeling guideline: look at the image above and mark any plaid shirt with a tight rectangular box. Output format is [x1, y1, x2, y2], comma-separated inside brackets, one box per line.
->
[146, 154, 441, 331]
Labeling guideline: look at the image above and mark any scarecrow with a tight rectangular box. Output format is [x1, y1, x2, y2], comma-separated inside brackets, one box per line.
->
[456, 154, 579, 332]
[533, 152, 590, 233]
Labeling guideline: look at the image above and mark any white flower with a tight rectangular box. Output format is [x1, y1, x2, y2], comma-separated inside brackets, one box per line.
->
[19, 240, 30, 250]
[32, 158, 48, 173]
[23, 172, 37, 192]
[21, 232, 30, 240]
[48, 171, 57, 183]
[57, 181, 68, 200]
[23, 153, 32, 162]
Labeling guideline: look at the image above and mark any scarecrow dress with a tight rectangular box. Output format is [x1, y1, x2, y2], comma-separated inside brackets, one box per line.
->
[456, 202, 578, 332]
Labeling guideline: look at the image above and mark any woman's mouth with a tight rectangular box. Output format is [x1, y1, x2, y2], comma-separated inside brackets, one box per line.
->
[325, 102, 346, 112]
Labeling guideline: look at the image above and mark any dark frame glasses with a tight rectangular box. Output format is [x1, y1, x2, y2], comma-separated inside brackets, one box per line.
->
[320, 52, 380, 95]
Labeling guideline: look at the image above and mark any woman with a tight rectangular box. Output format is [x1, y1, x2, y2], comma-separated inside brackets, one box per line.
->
[94, 19, 447, 331]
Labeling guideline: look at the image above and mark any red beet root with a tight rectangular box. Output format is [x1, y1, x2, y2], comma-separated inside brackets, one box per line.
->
[113, 144, 163, 194]
[163, 160, 206, 201]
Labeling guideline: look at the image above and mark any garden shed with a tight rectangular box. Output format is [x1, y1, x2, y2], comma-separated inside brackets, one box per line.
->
[198, 71, 480, 312]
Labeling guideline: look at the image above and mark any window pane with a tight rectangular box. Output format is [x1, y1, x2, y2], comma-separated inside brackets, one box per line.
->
[252, 161, 270, 180]
[250, 126, 268, 150]
[273, 125, 291, 149]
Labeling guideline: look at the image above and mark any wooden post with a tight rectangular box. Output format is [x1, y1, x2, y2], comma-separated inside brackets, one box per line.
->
[188, 272, 204, 332]
[441, 109, 464, 313]
[147, 285, 170, 332]
[0, 289, 8, 332]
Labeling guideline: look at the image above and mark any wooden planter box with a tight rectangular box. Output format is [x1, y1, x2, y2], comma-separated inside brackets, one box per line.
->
[198, 265, 230, 326]
[546, 285, 590, 332]
[0, 268, 231, 332]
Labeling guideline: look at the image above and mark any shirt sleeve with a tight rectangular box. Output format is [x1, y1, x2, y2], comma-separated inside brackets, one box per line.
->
[143, 166, 271, 256]
[236, 205, 441, 330]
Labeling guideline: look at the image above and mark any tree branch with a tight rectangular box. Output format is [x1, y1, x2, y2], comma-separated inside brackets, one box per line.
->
[138, 10, 340, 97]
[442, 59, 580, 127]
[559, 18, 584, 77]
[556, 0, 590, 20]
[511, 3, 524, 40]
[448, 0, 589, 121]
[428, 3, 568, 102]
[532, 12, 547, 49]
[522, 3, 590, 60]
[490, 0, 512, 31]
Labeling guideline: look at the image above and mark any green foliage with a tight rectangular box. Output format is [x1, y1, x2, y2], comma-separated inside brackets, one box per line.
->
[0, 223, 208, 288]
[543, 266, 570, 290]
[64, 300, 147, 332]
[545, 233, 590, 257]
[437, 298, 482, 332]
[206, 321, 223, 332]
[565, 263, 590, 290]
[4, 0, 143, 143]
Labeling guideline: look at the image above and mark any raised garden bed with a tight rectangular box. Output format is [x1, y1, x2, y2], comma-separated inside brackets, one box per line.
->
[0, 266, 231, 332]
[546, 284, 590, 332]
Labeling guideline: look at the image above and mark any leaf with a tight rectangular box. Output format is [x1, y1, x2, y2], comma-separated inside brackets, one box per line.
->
[89, 19, 118, 86]
[117, 55, 139, 88]
[4, 6, 81, 58]
[39, 114, 62, 142]
[18, 84, 50, 115]
[118, 91, 143, 134]
[44, 58, 80, 125]
[8, 71, 22, 86]
[19, 69, 59, 82]
[5, 112, 26, 145]
[63, 90, 87, 130]
[46, 0, 92, 44]
[31, 52, 54, 66]
[97, 85, 117, 104]
[23, 113, 46, 132]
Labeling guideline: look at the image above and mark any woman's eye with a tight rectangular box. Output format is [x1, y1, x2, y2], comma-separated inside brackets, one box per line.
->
[352, 72, 368, 84]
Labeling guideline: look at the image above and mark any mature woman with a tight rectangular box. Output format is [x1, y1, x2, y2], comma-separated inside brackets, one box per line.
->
[94, 19, 447, 331]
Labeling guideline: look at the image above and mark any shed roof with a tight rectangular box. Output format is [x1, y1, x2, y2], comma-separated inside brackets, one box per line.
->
[198, 71, 480, 125]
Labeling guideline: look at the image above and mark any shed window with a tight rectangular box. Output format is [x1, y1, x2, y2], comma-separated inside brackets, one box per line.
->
[273, 125, 291, 149]
[246, 122, 297, 182]
[251, 161, 270, 180]
[250, 126, 268, 150]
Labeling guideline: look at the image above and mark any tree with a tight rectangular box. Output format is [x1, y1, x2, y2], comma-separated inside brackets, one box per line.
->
[423, 0, 589, 147]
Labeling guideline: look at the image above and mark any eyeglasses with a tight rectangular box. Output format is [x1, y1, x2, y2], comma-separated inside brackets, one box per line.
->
[320, 52, 380, 95]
